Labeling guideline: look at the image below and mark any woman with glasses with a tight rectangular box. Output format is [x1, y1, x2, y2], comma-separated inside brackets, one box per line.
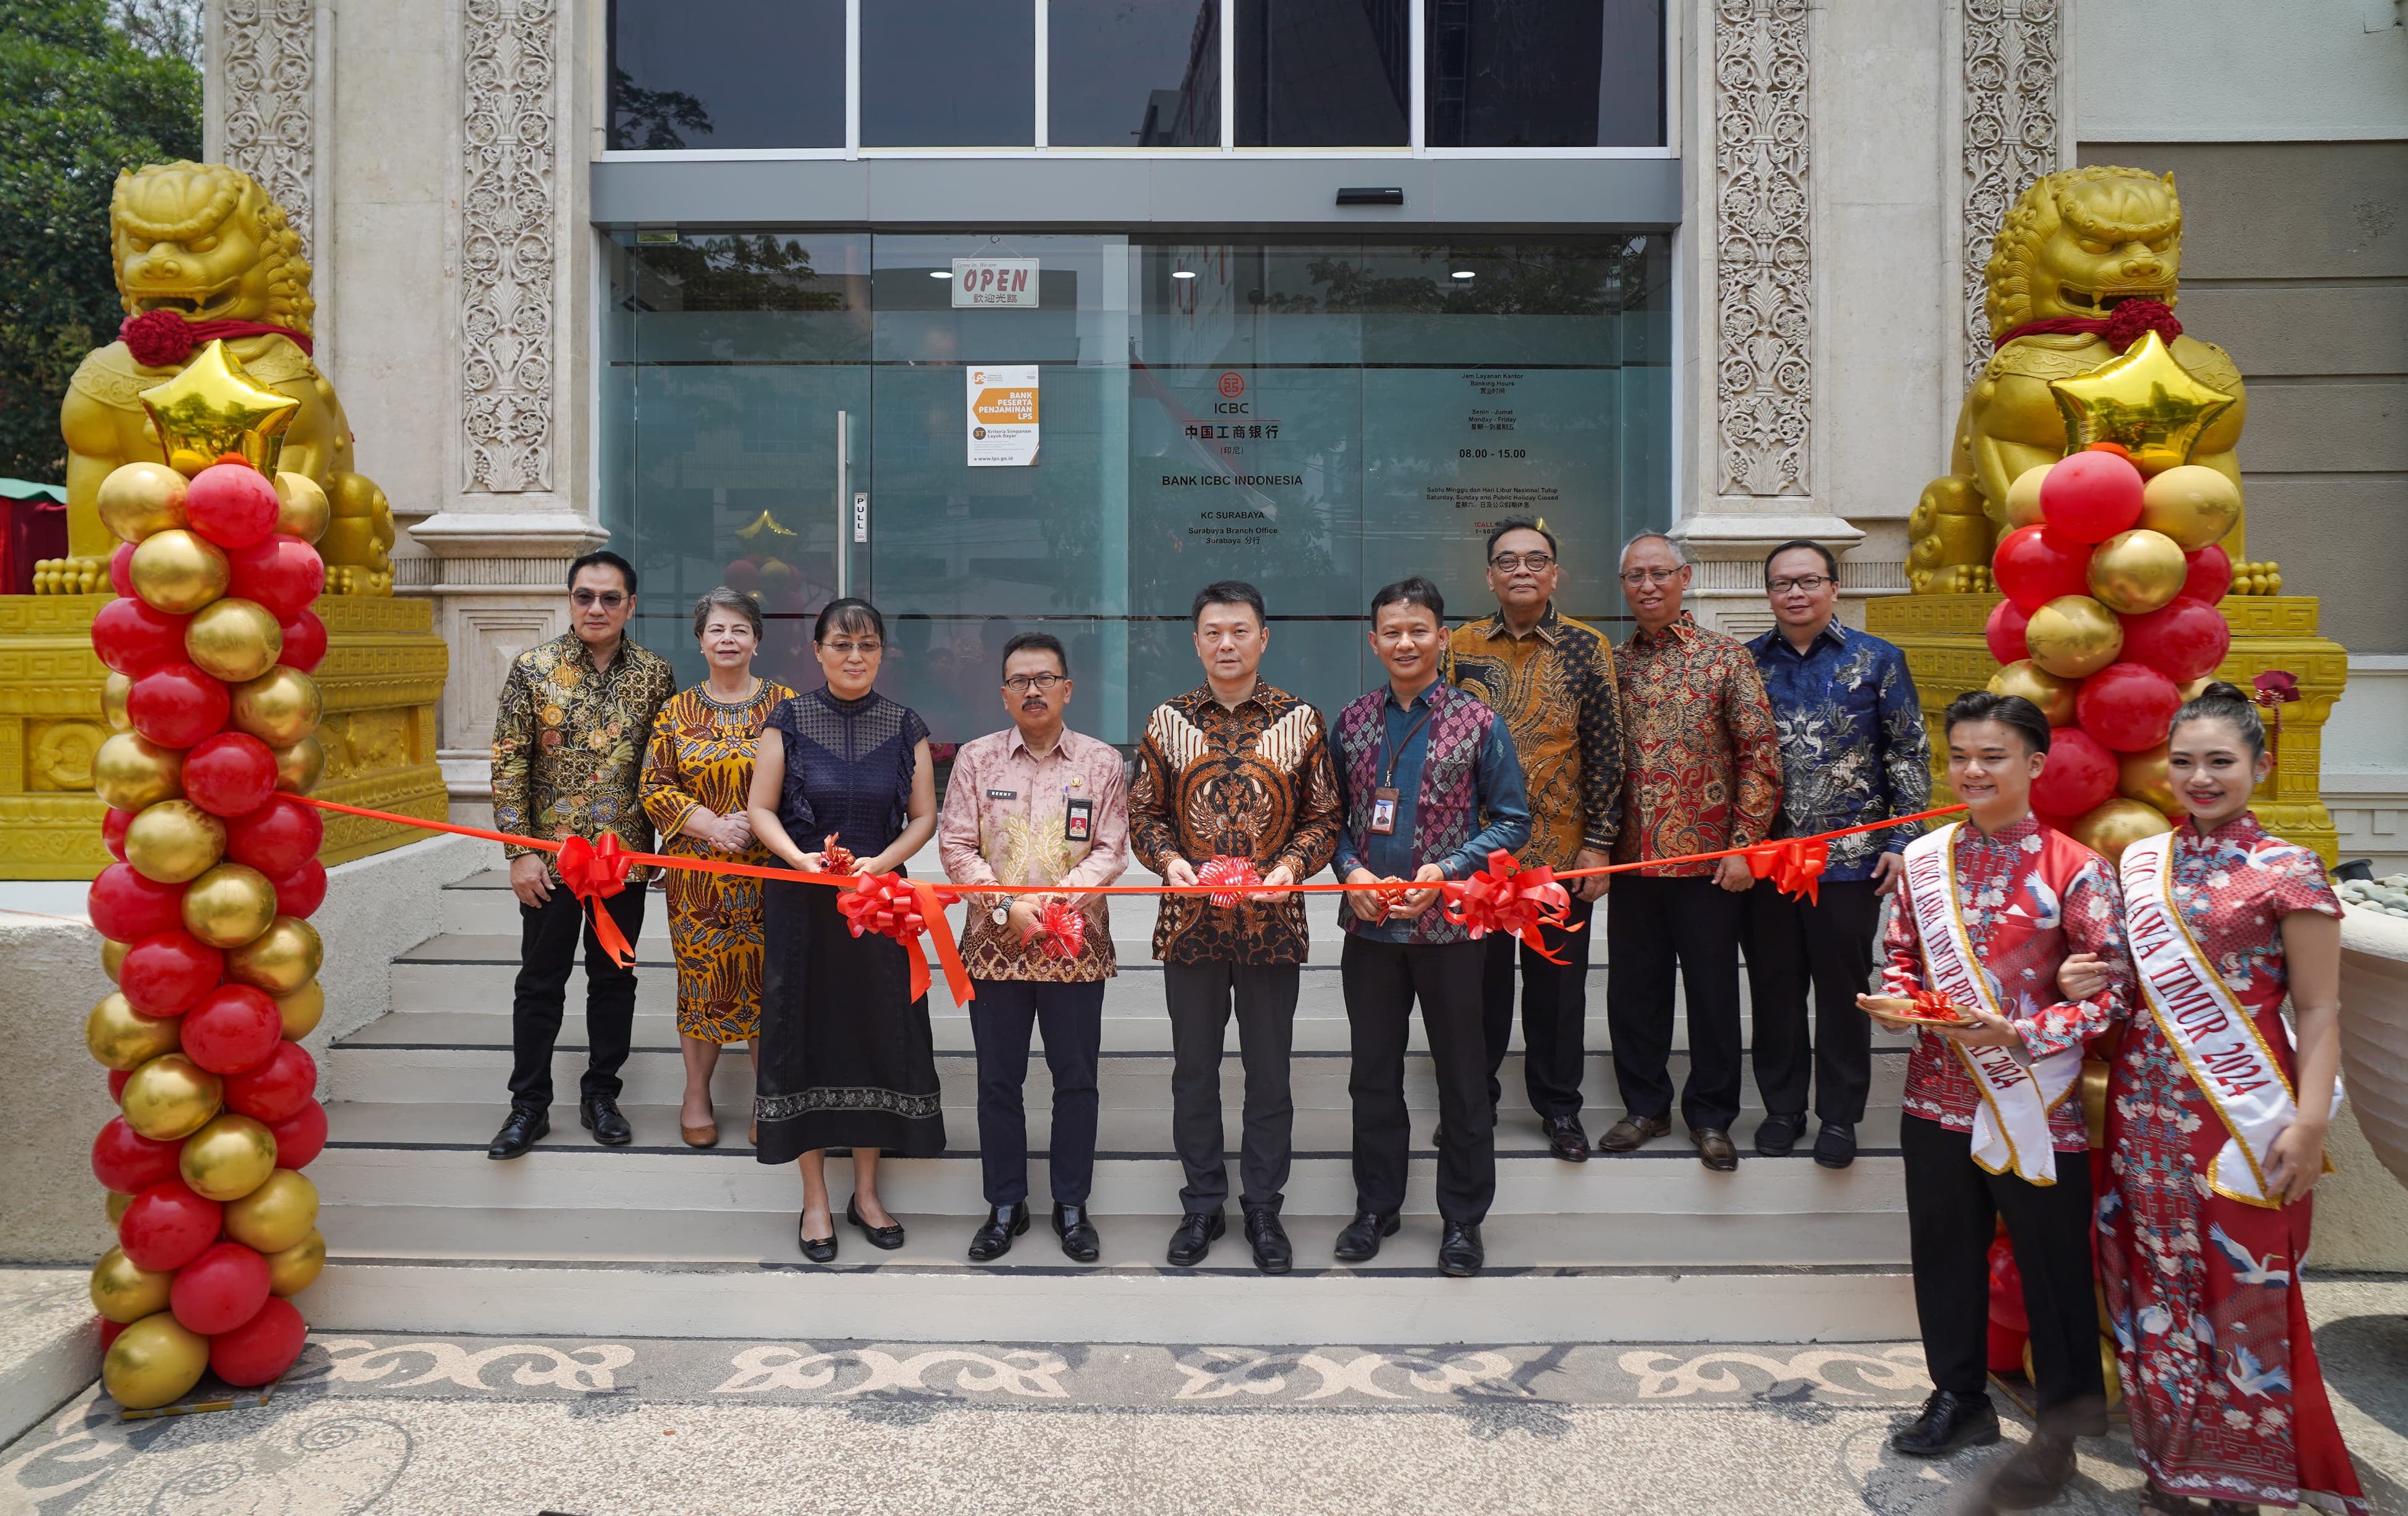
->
[746, 597, 943, 1261]
[640, 588, 796, 1150]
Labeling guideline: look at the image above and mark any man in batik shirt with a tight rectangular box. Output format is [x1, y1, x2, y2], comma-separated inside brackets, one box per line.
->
[1742, 540, 1931, 1169]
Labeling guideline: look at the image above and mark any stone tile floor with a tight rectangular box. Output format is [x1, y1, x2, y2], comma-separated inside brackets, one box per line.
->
[2, 1278, 2401, 1515]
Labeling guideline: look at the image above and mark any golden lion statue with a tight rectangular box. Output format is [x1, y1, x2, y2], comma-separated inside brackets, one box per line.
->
[50, 161, 394, 594]
[1908, 165, 2251, 592]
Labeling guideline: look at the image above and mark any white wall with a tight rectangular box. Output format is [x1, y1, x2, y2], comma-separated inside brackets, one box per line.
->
[2075, 0, 2408, 141]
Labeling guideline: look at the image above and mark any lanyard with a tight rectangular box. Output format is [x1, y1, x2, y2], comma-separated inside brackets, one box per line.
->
[1378, 703, 1435, 791]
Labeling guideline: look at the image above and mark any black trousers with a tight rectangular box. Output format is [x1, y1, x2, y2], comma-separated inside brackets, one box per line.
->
[1344, 935, 1494, 1225]
[1481, 894, 1594, 1122]
[508, 884, 648, 1111]
[1740, 877, 1878, 1123]
[969, 978, 1105, 1209]
[1605, 873, 1746, 1131]
[1163, 959, 1299, 1214]
[1901, 1115, 2104, 1420]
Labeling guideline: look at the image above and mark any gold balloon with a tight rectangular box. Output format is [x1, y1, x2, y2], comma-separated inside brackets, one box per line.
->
[105, 1190, 134, 1225]
[182, 862, 279, 949]
[93, 732, 185, 811]
[86, 992, 180, 1071]
[123, 800, 227, 884]
[120, 1053, 224, 1140]
[271, 471, 330, 544]
[138, 340, 301, 477]
[2175, 675, 2215, 702]
[275, 980, 325, 1039]
[89, 1248, 175, 1324]
[96, 461, 190, 544]
[2086, 528, 2188, 615]
[265, 1228, 327, 1298]
[1987, 659, 2079, 727]
[2025, 595, 2125, 679]
[2117, 742, 2182, 815]
[2079, 1057, 2112, 1149]
[228, 667, 321, 747]
[271, 736, 325, 795]
[180, 1113, 278, 1202]
[2048, 330, 2238, 476]
[103, 1311, 210, 1411]
[185, 596, 283, 684]
[102, 671, 133, 733]
[2070, 797, 2175, 869]
[2138, 464, 2242, 552]
[128, 528, 230, 615]
[225, 1170, 319, 1253]
[101, 937, 131, 982]
[226, 915, 324, 996]
[2004, 464, 2052, 529]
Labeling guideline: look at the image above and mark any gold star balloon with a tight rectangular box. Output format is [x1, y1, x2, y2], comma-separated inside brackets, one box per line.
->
[2049, 330, 2235, 476]
[137, 341, 301, 477]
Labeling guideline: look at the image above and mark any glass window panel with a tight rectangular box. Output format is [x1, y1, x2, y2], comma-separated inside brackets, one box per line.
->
[861, 1, 1037, 148]
[1049, 0, 1220, 147]
[1234, 0, 1410, 147]
[1424, 0, 1665, 148]
[607, 0, 844, 150]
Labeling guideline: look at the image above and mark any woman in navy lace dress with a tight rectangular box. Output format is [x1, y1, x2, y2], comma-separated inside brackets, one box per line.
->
[746, 598, 943, 1261]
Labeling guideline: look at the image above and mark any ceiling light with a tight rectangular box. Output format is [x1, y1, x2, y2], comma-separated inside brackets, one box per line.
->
[1451, 270, 1476, 280]
[930, 270, 952, 279]
[1171, 270, 1196, 280]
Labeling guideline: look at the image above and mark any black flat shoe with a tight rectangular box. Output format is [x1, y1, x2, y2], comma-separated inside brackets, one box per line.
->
[579, 1096, 632, 1146]
[487, 1105, 548, 1160]
[1543, 1115, 1590, 1163]
[1333, 1210, 1400, 1263]
[798, 1214, 837, 1263]
[1755, 1111, 1806, 1157]
[1814, 1120, 1858, 1169]
[1437, 1221, 1484, 1277]
[967, 1202, 1029, 1263]
[1243, 1206, 1293, 1275]
[1890, 1389, 2001, 1457]
[1167, 1211, 1224, 1267]
[1052, 1203, 1101, 1263]
[847, 1194, 906, 1250]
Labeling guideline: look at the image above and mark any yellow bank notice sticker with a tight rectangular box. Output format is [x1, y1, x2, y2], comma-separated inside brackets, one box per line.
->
[968, 366, 1040, 467]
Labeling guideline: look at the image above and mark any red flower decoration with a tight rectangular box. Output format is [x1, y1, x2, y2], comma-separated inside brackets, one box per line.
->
[1442, 850, 1575, 961]
[1196, 856, 1261, 908]
[2251, 670, 2300, 706]
[1024, 898, 1087, 960]
[120, 311, 198, 368]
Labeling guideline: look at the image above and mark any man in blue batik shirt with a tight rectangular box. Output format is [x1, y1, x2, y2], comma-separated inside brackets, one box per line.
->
[1740, 540, 1931, 1170]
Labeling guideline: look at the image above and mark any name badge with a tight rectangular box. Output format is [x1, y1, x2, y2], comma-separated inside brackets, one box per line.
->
[986, 788, 1018, 800]
[1369, 787, 1400, 836]
[1065, 796, 1093, 843]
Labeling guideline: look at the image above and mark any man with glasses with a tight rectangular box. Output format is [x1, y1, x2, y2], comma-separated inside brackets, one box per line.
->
[938, 632, 1130, 1263]
[1603, 532, 1781, 1171]
[486, 550, 677, 1160]
[1444, 519, 1621, 1162]
[1740, 541, 1929, 1169]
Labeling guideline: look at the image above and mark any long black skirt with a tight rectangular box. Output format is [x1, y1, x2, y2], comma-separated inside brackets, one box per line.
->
[754, 876, 946, 1164]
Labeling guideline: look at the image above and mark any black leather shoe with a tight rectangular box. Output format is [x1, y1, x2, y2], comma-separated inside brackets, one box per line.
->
[579, 1096, 632, 1147]
[1814, 1120, 1858, 1169]
[1890, 1389, 2001, 1457]
[1693, 1126, 1739, 1171]
[1755, 1111, 1806, 1157]
[1543, 1115, 1590, 1163]
[486, 1105, 548, 1160]
[1243, 1207, 1293, 1274]
[1599, 1114, 1671, 1152]
[967, 1202, 1029, 1263]
[1167, 1211, 1224, 1266]
[846, 1194, 906, 1250]
[1333, 1210, 1400, 1263]
[798, 1214, 837, 1263]
[1437, 1221, 1484, 1277]
[1051, 1203, 1100, 1262]
[1987, 1430, 2076, 1509]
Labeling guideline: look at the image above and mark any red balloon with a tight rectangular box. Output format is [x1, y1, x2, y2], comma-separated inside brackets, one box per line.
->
[92, 1116, 184, 1194]
[1991, 527, 2094, 612]
[180, 985, 285, 1075]
[722, 558, 761, 594]
[270, 859, 327, 919]
[1985, 599, 2031, 664]
[1987, 1237, 2029, 1331]
[118, 1180, 224, 1272]
[104, 806, 133, 862]
[225, 535, 325, 620]
[99, 1317, 126, 1350]
[268, 1098, 328, 1168]
[224, 795, 322, 876]
[209, 1296, 307, 1387]
[128, 663, 231, 749]
[2037, 450, 2146, 543]
[2118, 596, 2232, 684]
[108, 542, 137, 597]
[119, 929, 226, 1018]
[183, 733, 278, 817]
[2076, 662, 2184, 754]
[2032, 726, 2117, 817]
[91, 597, 193, 676]
[109, 1068, 130, 1101]
[1987, 1317, 2029, 1375]
[88, 863, 187, 942]
[276, 607, 327, 673]
[226, 1040, 315, 1124]
[2182, 544, 2233, 604]
[182, 463, 280, 551]
[170, 1240, 272, 1335]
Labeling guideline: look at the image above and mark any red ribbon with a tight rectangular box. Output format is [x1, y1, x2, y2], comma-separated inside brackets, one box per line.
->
[1993, 297, 2181, 353]
[817, 834, 858, 875]
[1745, 836, 1828, 905]
[1197, 856, 1263, 909]
[1442, 849, 1576, 963]
[555, 834, 637, 968]
[120, 310, 315, 367]
[1024, 898, 1087, 961]
[837, 872, 971, 1005]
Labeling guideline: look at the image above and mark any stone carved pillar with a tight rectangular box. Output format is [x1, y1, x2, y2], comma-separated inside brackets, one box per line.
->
[206, 1, 330, 349]
[1959, 0, 2063, 383]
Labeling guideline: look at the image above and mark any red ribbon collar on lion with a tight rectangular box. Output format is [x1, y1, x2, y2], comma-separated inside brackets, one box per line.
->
[120, 309, 315, 367]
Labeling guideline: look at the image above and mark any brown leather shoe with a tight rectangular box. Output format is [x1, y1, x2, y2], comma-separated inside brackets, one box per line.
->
[681, 1122, 718, 1148]
[1693, 1127, 1739, 1171]
[1599, 1114, 1672, 1152]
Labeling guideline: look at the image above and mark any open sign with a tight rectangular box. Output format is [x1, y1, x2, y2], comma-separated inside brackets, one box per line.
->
[950, 258, 1041, 309]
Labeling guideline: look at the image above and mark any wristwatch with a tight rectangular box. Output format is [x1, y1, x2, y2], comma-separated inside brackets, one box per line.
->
[992, 903, 1010, 927]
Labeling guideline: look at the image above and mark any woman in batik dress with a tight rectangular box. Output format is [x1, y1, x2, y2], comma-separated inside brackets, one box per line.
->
[2063, 682, 2364, 1516]
[641, 588, 794, 1149]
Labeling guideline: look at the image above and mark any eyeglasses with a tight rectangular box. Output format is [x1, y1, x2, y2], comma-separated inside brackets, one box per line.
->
[1619, 567, 1682, 586]
[823, 640, 883, 657]
[570, 589, 627, 609]
[1002, 673, 1068, 694]
[1769, 575, 1833, 594]
[1489, 552, 1555, 573]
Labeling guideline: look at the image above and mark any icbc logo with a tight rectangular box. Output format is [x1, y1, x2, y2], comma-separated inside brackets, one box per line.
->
[1217, 372, 1246, 399]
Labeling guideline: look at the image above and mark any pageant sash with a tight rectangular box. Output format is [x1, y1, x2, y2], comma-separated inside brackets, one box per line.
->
[1903, 825, 2080, 1184]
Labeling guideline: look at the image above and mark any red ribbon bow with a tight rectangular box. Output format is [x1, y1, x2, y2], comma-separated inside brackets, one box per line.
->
[1197, 856, 1263, 909]
[817, 834, 858, 875]
[1023, 899, 1088, 961]
[1442, 850, 1576, 963]
[837, 872, 972, 1005]
[1992, 297, 2182, 354]
[555, 834, 637, 968]
[119, 309, 315, 368]
[1745, 836, 1828, 905]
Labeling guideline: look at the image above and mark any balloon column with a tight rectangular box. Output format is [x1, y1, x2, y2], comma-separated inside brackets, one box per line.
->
[82, 343, 327, 1411]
